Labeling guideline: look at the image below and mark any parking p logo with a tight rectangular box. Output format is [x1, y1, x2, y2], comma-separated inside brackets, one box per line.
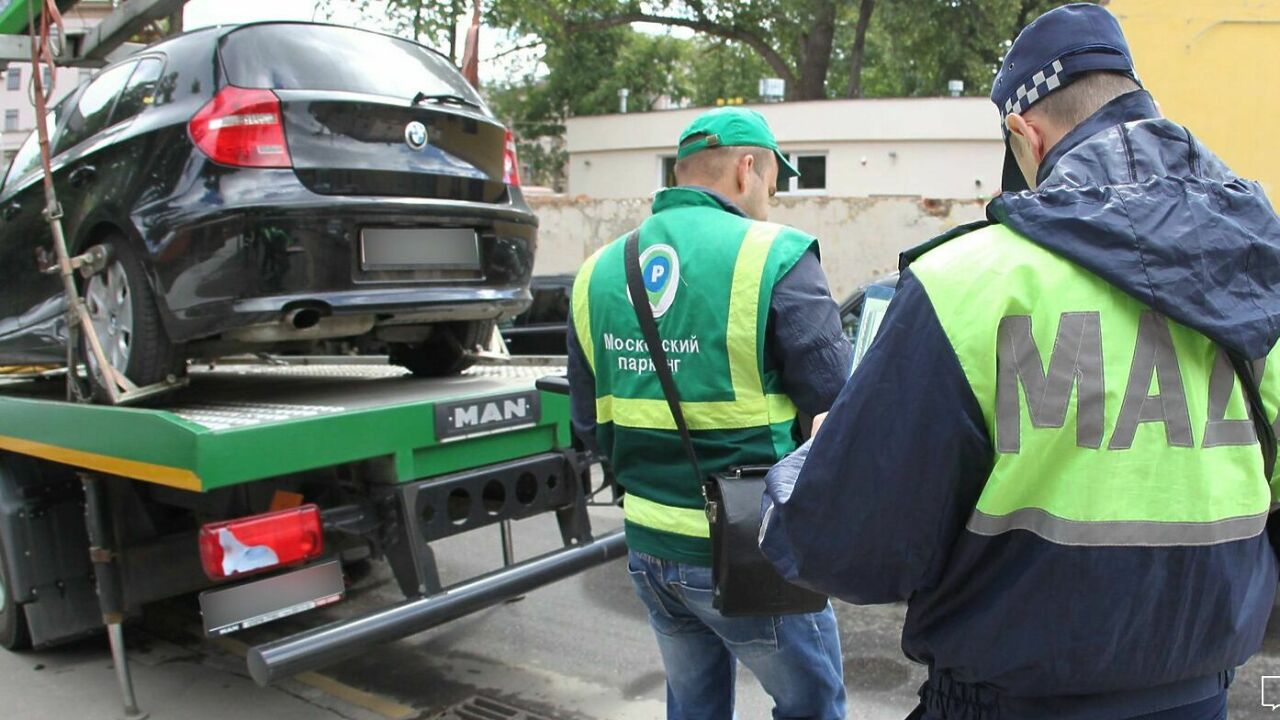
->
[639, 244, 680, 318]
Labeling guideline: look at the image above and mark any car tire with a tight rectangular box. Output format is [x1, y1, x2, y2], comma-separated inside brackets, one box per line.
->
[80, 237, 184, 400]
[390, 320, 493, 377]
[0, 532, 31, 651]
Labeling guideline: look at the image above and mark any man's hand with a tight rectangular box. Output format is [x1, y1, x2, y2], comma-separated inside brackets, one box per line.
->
[810, 412, 829, 438]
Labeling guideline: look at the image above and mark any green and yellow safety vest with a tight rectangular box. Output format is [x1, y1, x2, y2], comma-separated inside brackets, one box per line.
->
[572, 188, 814, 564]
[913, 224, 1280, 544]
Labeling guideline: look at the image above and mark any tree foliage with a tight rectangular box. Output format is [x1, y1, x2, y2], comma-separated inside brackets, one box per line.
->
[325, 0, 1093, 187]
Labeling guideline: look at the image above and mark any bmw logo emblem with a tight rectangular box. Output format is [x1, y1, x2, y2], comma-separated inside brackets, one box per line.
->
[404, 121, 428, 150]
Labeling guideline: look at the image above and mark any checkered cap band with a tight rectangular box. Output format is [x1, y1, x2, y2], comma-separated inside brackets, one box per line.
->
[1002, 59, 1065, 118]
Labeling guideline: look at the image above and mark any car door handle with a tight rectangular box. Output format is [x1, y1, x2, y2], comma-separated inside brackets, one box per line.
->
[1, 202, 18, 220]
[69, 165, 96, 188]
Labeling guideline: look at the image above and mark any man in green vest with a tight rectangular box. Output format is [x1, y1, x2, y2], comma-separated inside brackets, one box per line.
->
[567, 107, 851, 719]
[760, 4, 1280, 720]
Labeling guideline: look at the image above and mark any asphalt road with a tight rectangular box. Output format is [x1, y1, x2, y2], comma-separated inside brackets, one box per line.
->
[6, 501, 1280, 719]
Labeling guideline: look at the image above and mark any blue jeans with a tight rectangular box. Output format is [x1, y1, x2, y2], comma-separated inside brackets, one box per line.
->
[627, 550, 847, 720]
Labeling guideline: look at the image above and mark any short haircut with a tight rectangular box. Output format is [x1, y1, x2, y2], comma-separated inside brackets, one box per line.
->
[674, 133, 772, 185]
[1025, 71, 1141, 131]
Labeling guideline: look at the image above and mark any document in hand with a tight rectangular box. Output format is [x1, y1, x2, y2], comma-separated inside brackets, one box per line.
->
[851, 284, 895, 371]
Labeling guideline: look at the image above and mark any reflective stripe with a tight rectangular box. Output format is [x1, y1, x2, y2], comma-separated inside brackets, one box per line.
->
[966, 506, 1269, 547]
[624, 493, 710, 538]
[726, 222, 782, 399]
[571, 249, 604, 373]
[597, 393, 797, 430]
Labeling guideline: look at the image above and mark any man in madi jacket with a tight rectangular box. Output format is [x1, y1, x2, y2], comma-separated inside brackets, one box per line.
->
[760, 4, 1280, 720]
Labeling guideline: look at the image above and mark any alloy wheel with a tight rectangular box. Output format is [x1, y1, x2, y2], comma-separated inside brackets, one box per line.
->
[84, 259, 134, 374]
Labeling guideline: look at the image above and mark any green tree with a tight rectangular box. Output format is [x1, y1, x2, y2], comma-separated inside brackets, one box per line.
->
[858, 0, 1091, 98]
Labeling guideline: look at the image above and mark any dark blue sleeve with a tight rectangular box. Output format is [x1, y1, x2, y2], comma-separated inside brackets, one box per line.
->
[766, 250, 853, 416]
[759, 269, 993, 604]
[565, 308, 600, 454]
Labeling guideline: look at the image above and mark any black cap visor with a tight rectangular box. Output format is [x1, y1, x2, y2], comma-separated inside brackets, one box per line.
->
[1001, 136, 1030, 193]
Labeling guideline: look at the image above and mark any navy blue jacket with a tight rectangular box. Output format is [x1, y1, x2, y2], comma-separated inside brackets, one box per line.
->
[761, 91, 1280, 719]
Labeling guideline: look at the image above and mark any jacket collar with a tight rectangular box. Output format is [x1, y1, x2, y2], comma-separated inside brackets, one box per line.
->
[652, 186, 749, 218]
[1035, 90, 1160, 187]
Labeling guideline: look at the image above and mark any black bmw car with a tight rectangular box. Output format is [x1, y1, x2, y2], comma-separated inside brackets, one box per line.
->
[0, 22, 537, 389]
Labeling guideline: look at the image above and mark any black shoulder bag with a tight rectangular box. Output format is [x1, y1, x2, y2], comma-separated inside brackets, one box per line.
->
[624, 231, 827, 617]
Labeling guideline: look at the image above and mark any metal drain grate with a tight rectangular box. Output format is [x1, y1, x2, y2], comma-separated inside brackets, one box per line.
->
[438, 695, 556, 720]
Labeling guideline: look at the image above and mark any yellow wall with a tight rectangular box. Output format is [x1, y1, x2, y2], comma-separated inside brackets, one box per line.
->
[1107, 0, 1280, 194]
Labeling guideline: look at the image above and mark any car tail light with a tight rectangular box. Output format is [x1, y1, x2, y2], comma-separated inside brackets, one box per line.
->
[503, 128, 521, 187]
[198, 505, 322, 580]
[188, 86, 292, 168]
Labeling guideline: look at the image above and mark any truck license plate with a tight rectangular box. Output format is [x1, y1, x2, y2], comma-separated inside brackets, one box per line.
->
[199, 559, 345, 637]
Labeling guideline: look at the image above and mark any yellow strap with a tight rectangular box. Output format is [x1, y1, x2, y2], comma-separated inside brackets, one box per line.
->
[571, 248, 605, 373]
[624, 494, 710, 538]
[596, 394, 796, 430]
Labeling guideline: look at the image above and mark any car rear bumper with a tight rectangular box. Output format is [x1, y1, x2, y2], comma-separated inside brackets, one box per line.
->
[137, 171, 538, 344]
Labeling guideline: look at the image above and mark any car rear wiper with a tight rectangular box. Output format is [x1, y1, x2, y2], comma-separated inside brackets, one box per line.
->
[411, 92, 482, 110]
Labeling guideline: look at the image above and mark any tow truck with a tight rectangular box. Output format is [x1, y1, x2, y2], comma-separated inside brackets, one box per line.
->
[0, 2, 625, 718]
[0, 359, 625, 718]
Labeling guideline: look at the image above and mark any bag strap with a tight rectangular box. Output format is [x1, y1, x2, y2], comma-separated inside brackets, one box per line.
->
[1225, 349, 1280, 559]
[1226, 350, 1277, 482]
[624, 230, 704, 484]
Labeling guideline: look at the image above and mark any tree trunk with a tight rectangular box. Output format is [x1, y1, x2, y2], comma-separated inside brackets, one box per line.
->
[846, 0, 876, 98]
[793, 0, 836, 100]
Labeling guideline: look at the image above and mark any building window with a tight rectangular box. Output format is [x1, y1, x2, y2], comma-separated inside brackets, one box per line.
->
[41, 67, 51, 88]
[6, 68, 19, 91]
[660, 155, 677, 188]
[779, 153, 827, 194]
[4, 110, 18, 131]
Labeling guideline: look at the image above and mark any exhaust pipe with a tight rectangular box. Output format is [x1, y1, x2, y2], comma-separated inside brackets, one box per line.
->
[285, 308, 322, 330]
[247, 529, 627, 686]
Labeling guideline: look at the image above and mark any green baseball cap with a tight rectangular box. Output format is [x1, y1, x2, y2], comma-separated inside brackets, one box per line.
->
[676, 107, 800, 181]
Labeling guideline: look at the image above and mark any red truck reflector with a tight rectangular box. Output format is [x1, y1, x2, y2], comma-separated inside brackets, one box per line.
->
[199, 505, 323, 580]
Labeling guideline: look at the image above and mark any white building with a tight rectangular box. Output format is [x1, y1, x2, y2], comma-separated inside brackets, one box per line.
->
[564, 97, 1006, 200]
[0, 0, 114, 165]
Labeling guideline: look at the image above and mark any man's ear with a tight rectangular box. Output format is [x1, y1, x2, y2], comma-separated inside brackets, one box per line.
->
[737, 153, 755, 192]
[1005, 112, 1047, 164]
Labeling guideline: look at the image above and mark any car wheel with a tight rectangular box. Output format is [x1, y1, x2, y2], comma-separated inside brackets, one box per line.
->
[0, 532, 31, 651]
[81, 237, 183, 399]
[390, 320, 493, 377]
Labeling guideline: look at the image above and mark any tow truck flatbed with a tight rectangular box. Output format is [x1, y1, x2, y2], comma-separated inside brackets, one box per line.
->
[0, 362, 570, 492]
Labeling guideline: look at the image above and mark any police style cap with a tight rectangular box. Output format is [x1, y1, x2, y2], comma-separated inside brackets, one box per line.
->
[676, 107, 800, 181]
[991, 3, 1141, 192]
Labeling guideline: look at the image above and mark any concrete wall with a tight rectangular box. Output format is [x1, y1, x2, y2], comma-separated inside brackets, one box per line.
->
[528, 194, 988, 301]
[565, 97, 1005, 199]
[570, 140, 1002, 200]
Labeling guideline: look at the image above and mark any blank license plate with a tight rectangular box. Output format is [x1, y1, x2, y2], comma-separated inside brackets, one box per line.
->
[199, 559, 345, 637]
[360, 227, 480, 270]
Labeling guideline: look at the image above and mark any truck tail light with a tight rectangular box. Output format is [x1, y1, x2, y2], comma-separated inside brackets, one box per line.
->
[198, 505, 323, 580]
[188, 86, 293, 168]
[502, 128, 521, 187]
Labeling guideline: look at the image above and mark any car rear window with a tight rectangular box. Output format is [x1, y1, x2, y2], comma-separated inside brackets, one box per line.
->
[219, 24, 483, 107]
